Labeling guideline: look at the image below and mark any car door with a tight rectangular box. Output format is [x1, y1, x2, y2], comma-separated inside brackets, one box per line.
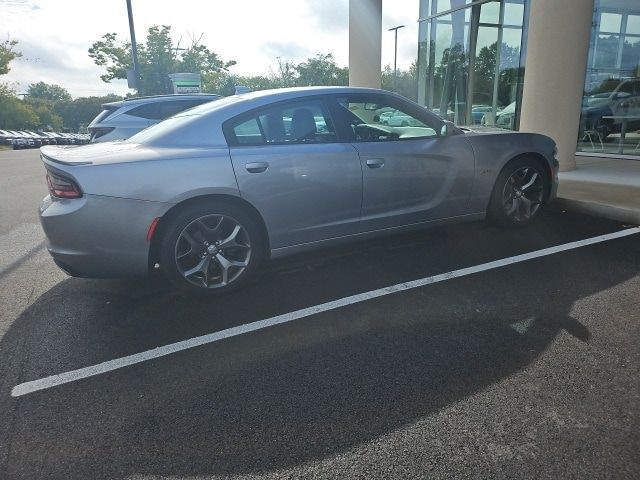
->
[331, 93, 475, 232]
[226, 97, 363, 249]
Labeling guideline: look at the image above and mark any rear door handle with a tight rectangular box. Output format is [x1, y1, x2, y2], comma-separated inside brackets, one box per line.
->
[366, 158, 385, 168]
[245, 162, 269, 173]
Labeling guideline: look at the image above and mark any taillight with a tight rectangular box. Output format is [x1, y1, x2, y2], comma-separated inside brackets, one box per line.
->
[46, 170, 82, 199]
[89, 127, 115, 141]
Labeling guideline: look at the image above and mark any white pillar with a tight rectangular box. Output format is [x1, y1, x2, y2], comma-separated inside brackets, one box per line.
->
[349, 0, 382, 88]
[519, 0, 594, 171]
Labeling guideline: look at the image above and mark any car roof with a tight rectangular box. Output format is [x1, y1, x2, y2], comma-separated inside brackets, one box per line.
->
[177, 86, 418, 119]
[103, 93, 221, 108]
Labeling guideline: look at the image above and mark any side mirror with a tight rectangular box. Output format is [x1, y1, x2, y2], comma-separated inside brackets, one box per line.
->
[440, 121, 455, 137]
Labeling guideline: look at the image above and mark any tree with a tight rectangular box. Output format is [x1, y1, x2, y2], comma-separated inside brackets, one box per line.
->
[30, 102, 63, 131]
[0, 37, 21, 76]
[382, 61, 418, 102]
[27, 82, 72, 102]
[294, 53, 348, 87]
[274, 57, 296, 87]
[202, 72, 280, 96]
[0, 90, 39, 130]
[89, 26, 235, 96]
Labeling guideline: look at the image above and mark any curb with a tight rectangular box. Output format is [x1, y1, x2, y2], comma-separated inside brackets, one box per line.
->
[553, 197, 640, 225]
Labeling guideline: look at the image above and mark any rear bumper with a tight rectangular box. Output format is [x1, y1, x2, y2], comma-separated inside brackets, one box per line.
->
[39, 194, 170, 278]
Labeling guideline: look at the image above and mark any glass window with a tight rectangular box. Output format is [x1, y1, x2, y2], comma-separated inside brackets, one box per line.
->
[233, 118, 264, 145]
[627, 15, 640, 35]
[600, 12, 622, 33]
[479, 1, 500, 24]
[228, 99, 337, 146]
[418, 0, 526, 129]
[160, 100, 200, 119]
[127, 103, 163, 120]
[578, 0, 640, 157]
[334, 95, 438, 142]
[503, 1, 525, 27]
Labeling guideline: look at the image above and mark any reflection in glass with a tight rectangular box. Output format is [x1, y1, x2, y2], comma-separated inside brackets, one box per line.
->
[578, 0, 640, 157]
[503, 1, 524, 27]
[479, 1, 500, 24]
[418, 0, 526, 130]
[600, 12, 622, 33]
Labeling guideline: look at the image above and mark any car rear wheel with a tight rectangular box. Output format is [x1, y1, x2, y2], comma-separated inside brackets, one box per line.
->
[159, 202, 264, 295]
[487, 158, 547, 227]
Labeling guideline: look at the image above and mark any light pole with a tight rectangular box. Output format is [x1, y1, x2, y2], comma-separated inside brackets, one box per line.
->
[126, 0, 140, 91]
[388, 25, 405, 91]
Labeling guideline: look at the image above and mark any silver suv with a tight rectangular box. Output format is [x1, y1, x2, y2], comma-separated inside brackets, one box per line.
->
[87, 94, 221, 143]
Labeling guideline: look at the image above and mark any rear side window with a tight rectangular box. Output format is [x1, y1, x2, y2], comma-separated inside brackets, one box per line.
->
[92, 106, 119, 124]
[226, 98, 337, 146]
[159, 100, 205, 118]
[233, 118, 264, 145]
[127, 103, 163, 120]
[128, 99, 215, 121]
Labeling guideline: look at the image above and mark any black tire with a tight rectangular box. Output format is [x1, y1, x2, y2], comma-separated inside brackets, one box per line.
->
[487, 157, 548, 228]
[158, 201, 264, 295]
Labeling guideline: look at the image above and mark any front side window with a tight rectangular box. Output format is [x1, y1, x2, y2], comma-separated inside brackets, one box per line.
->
[334, 95, 438, 142]
[227, 99, 337, 146]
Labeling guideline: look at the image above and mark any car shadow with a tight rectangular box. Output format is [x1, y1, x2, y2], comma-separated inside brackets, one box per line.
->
[0, 214, 636, 479]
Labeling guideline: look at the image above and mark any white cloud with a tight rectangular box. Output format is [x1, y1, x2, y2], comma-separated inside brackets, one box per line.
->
[0, 0, 420, 97]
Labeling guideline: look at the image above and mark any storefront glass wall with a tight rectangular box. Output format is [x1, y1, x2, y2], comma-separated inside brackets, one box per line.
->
[417, 0, 528, 129]
[578, 0, 640, 157]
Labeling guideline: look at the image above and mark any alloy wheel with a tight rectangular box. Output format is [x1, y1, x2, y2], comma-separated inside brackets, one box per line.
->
[501, 166, 544, 222]
[174, 214, 252, 289]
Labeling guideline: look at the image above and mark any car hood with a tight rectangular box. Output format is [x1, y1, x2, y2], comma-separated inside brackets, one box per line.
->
[461, 126, 512, 135]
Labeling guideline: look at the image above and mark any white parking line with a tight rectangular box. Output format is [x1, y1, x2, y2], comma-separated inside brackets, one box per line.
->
[11, 226, 640, 398]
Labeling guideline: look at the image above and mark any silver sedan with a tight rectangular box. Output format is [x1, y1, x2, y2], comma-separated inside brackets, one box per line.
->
[39, 87, 558, 294]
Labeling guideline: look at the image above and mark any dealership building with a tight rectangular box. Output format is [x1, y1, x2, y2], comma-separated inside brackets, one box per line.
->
[349, 0, 640, 179]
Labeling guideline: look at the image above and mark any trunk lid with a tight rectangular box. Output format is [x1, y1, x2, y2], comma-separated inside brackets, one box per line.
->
[40, 142, 152, 166]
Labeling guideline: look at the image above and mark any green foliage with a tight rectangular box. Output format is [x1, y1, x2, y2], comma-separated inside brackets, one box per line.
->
[0, 37, 21, 76]
[294, 53, 348, 87]
[27, 82, 72, 102]
[29, 101, 63, 130]
[0, 79, 122, 131]
[202, 71, 281, 96]
[382, 61, 418, 102]
[0, 95, 39, 130]
[203, 53, 349, 96]
[88, 25, 235, 96]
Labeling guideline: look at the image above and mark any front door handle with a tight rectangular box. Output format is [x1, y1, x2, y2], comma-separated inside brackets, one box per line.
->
[245, 162, 269, 173]
[366, 158, 385, 168]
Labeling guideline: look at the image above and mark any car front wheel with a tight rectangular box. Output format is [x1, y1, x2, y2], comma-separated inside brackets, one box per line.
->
[487, 158, 547, 227]
[159, 202, 264, 294]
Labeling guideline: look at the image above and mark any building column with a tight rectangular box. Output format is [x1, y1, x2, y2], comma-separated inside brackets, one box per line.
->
[349, 0, 382, 88]
[519, 0, 594, 171]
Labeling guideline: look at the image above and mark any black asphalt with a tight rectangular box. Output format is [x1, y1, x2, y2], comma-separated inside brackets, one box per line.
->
[1, 149, 639, 479]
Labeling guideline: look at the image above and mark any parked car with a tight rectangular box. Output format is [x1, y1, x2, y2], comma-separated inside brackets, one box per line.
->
[471, 105, 493, 124]
[581, 77, 640, 138]
[38, 132, 58, 145]
[482, 101, 516, 130]
[0, 129, 15, 146]
[384, 109, 427, 127]
[87, 94, 222, 143]
[25, 131, 48, 147]
[39, 87, 558, 294]
[11, 131, 34, 149]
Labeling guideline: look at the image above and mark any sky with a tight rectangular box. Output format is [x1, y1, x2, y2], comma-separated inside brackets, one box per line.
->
[0, 0, 420, 98]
